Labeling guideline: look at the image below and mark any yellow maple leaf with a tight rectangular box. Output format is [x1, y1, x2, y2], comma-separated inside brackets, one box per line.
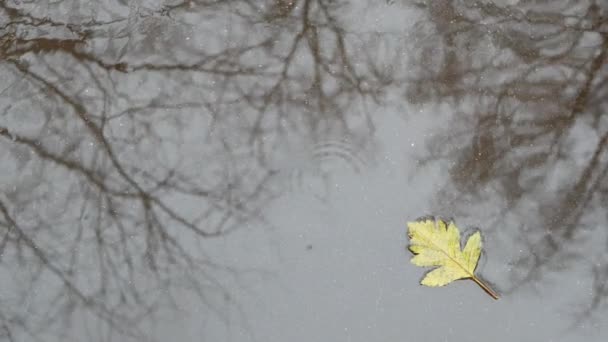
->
[407, 217, 499, 299]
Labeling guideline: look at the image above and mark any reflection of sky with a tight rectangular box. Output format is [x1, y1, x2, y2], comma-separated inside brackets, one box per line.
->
[160, 110, 606, 342]
[1, 1, 607, 341]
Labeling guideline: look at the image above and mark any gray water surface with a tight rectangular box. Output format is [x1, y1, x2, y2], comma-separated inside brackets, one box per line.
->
[1, 1, 607, 341]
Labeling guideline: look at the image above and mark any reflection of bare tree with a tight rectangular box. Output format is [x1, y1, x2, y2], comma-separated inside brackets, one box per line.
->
[407, 0, 608, 315]
[0, 0, 396, 340]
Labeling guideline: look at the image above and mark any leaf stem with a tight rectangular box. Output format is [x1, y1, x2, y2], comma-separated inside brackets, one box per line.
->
[471, 276, 499, 300]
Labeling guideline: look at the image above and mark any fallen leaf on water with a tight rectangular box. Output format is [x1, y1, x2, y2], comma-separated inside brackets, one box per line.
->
[407, 217, 499, 300]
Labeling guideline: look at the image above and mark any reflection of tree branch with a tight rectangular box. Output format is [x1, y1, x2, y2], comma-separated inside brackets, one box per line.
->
[0, 125, 128, 197]
[0, 199, 134, 336]
[1, 0, 395, 340]
[3, 37, 128, 72]
[10, 60, 245, 238]
[409, 0, 608, 318]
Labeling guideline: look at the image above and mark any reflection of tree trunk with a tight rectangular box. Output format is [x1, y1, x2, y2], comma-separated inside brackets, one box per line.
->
[269, 0, 298, 19]
[450, 115, 498, 188]
[569, 36, 608, 119]
[427, 0, 460, 34]
[551, 131, 608, 238]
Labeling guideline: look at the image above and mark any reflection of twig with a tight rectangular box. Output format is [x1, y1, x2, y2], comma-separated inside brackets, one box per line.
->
[409, 0, 608, 318]
[1, 0, 392, 339]
[0, 199, 134, 336]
